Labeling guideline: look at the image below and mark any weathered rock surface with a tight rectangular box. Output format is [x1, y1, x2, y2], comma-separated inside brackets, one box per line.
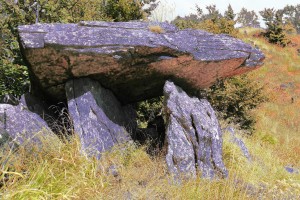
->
[65, 78, 133, 158]
[18, 21, 265, 104]
[0, 99, 54, 145]
[164, 81, 228, 179]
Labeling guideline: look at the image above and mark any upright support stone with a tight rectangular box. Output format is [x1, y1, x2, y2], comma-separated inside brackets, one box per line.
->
[65, 78, 133, 158]
[164, 81, 228, 179]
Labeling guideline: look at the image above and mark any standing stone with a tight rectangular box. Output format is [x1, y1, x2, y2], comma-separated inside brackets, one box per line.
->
[65, 78, 133, 158]
[164, 81, 228, 179]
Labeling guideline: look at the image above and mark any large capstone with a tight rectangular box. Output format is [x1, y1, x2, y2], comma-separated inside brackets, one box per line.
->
[18, 21, 264, 104]
[65, 78, 134, 158]
[164, 81, 228, 179]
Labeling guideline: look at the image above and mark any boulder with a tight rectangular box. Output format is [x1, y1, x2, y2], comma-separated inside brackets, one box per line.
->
[65, 78, 133, 158]
[0, 101, 54, 146]
[164, 81, 228, 179]
[18, 21, 265, 104]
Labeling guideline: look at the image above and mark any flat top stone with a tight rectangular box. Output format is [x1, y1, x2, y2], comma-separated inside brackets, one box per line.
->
[18, 21, 265, 104]
[18, 21, 264, 65]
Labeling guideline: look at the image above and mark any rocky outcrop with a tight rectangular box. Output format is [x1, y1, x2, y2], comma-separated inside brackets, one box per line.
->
[0, 98, 54, 146]
[18, 21, 264, 104]
[65, 78, 134, 158]
[164, 81, 228, 179]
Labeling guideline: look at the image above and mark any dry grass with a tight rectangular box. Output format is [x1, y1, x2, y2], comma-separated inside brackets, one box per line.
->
[148, 25, 165, 34]
[238, 28, 300, 167]
[0, 127, 299, 199]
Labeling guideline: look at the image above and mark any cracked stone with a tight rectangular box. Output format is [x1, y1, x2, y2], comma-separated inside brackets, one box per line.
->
[18, 21, 265, 104]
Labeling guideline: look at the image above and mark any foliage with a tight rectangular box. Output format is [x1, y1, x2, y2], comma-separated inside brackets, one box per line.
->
[205, 75, 267, 131]
[173, 4, 237, 36]
[135, 97, 163, 128]
[172, 14, 200, 29]
[103, 0, 158, 21]
[237, 8, 260, 28]
[282, 4, 300, 34]
[259, 8, 290, 47]
[103, 0, 144, 21]
[224, 4, 235, 21]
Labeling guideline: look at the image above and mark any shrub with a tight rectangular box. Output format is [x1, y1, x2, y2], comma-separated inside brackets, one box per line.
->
[204, 74, 267, 132]
[135, 97, 163, 128]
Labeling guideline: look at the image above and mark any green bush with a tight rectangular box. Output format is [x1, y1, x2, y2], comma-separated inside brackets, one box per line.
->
[204, 74, 267, 132]
[135, 97, 163, 128]
[103, 0, 145, 21]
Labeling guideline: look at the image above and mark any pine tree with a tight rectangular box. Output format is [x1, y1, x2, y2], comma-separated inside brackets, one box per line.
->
[237, 8, 260, 28]
[224, 4, 235, 21]
[282, 4, 300, 33]
[260, 8, 290, 47]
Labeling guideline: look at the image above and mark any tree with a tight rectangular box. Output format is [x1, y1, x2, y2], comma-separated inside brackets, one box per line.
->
[282, 4, 300, 33]
[237, 8, 260, 28]
[224, 4, 235, 21]
[196, 4, 237, 36]
[260, 8, 290, 47]
[172, 14, 200, 29]
[103, 0, 158, 21]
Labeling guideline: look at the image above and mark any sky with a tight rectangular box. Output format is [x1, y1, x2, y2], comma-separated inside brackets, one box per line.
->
[150, 0, 299, 23]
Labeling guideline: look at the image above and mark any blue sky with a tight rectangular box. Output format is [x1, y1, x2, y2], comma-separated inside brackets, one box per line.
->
[151, 0, 299, 22]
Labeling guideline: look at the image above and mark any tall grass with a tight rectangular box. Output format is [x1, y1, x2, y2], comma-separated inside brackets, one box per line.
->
[238, 28, 300, 168]
[0, 127, 299, 199]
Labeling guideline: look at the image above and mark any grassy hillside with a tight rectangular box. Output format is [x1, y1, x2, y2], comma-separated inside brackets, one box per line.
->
[0, 30, 300, 199]
[240, 28, 300, 167]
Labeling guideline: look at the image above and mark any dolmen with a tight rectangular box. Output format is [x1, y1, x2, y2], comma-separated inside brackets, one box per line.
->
[0, 21, 264, 179]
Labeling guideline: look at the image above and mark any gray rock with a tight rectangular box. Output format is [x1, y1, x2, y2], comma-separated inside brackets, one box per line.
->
[285, 166, 299, 174]
[164, 81, 228, 179]
[18, 21, 264, 104]
[0, 102, 54, 146]
[65, 78, 133, 158]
